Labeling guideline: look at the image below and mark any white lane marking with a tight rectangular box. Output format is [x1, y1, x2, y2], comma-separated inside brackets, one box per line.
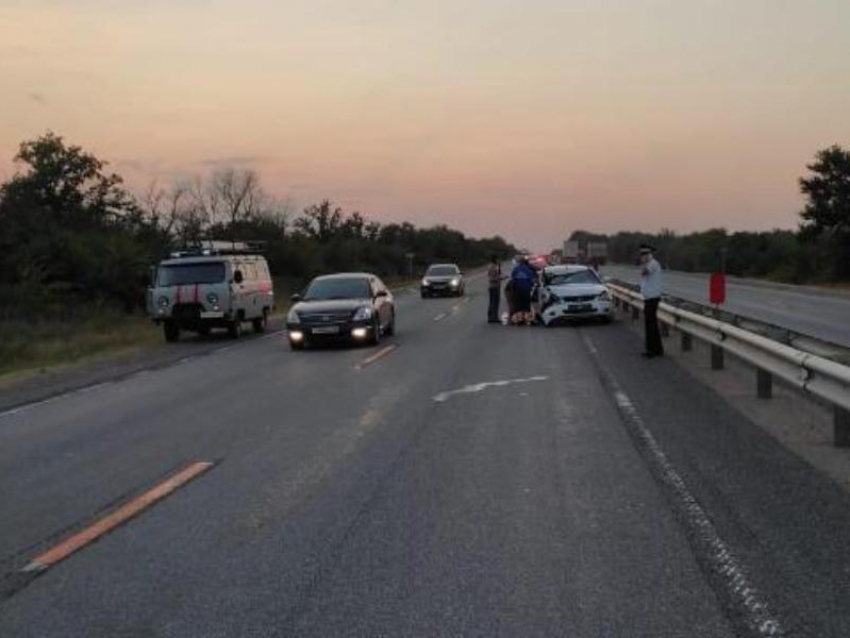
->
[355, 344, 398, 370]
[433, 376, 549, 403]
[0, 381, 116, 420]
[582, 335, 785, 637]
[451, 305, 460, 314]
[433, 313, 447, 322]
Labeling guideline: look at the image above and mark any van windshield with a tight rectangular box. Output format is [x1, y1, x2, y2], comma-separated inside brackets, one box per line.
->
[158, 263, 226, 286]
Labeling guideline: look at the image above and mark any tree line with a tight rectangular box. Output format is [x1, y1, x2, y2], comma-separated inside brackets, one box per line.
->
[0, 133, 515, 319]
[570, 145, 850, 283]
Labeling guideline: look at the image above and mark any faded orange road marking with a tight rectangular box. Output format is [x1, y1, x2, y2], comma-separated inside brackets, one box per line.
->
[355, 344, 398, 370]
[23, 461, 215, 573]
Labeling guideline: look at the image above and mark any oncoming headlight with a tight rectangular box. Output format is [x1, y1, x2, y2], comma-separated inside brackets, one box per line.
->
[287, 308, 300, 323]
[207, 293, 219, 305]
[450, 278, 460, 287]
[421, 278, 430, 286]
[353, 306, 373, 321]
[158, 296, 169, 307]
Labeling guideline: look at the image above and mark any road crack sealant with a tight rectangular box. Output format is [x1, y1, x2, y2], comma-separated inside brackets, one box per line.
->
[581, 334, 785, 638]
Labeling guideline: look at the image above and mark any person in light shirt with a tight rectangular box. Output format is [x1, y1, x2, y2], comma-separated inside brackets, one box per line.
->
[639, 245, 664, 358]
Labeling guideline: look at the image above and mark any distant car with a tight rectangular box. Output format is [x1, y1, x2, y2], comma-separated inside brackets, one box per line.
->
[533, 265, 613, 326]
[420, 264, 465, 297]
[147, 242, 274, 342]
[286, 273, 395, 350]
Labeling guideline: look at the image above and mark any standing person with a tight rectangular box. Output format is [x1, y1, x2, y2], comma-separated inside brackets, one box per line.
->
[487, 255, 503, 323]
[639, 244, 664, 358]
[510, 256, 536, 325]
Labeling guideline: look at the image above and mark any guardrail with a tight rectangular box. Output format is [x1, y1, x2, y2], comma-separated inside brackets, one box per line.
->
[607, 283, 850, 447]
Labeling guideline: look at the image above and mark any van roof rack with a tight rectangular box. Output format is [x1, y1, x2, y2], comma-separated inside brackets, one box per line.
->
[169, 240, 267, 259]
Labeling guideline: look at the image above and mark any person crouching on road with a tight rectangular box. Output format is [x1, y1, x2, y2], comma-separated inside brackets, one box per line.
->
[639, 244, 664, 358]
[487, 255, 504, 323]
[510, 256, 536, 325]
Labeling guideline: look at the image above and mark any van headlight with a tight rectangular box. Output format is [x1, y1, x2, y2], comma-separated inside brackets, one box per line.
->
[287, 308, 300, 323]
[207, 293, 219, 305]
[158, 296, 169, 307]
[352, 306, 373, 321]
[450, 278, 460, 287]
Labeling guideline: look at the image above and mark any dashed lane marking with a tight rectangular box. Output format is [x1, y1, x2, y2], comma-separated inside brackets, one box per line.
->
[355, 344, 398, 370]
[433, 313, 447, 322]
[433, 376, 549, 403]
[21, 461, 216, 574]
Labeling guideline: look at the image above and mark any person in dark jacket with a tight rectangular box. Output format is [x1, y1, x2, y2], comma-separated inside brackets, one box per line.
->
[509, 256, 536, 325]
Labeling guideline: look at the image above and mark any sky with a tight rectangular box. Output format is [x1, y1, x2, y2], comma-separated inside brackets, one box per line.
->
[1, 0, 849, 251]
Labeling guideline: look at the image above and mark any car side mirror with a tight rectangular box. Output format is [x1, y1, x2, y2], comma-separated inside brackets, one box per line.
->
[375, 290, 388, 298]
[291, 293, 302, 302]
[233, 270, 244, 284]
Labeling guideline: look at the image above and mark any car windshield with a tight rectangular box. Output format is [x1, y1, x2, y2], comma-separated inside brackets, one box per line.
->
[304, 278, 371, 300]
[158, 263, 226, 286]
[427, 266, 459, 276]
[545, 270, 600, 286]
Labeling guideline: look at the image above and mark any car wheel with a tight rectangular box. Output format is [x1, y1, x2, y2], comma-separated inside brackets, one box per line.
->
[370, 317, 382, 345]
[163, 321, 180, 343]
[227, 320, 242, 339]
[252, 310, 268, 333]
[384, 310, 396, 336]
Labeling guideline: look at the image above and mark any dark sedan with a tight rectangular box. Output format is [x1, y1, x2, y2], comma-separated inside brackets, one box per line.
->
[286, 273, 396, 350]
[420, 263, 465, 298]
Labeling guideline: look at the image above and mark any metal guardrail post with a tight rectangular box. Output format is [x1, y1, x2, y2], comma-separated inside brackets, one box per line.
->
[681, 332, 693, 351]
[757, 369, 772, 399]
[835, 407, 850, 448]
[711, 345, 724, 370]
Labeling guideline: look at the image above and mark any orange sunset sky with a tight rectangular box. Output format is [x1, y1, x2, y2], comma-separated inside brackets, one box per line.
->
[2, 0, 849, 250]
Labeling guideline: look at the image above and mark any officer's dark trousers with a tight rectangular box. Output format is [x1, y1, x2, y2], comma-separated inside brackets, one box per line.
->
[644, 297, 664, 355]
[488, 286, 500, 322]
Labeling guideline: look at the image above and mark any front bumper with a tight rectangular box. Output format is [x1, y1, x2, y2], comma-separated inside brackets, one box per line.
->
[286, 320, 375, 342]
[421, 283, 461, 295]
[540, 299, 613, 325]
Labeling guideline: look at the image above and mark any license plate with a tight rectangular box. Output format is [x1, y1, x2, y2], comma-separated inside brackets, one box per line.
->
[200, 311, 224, 319]
[569, 304, 592, 312]
[312, 326, 340, 335]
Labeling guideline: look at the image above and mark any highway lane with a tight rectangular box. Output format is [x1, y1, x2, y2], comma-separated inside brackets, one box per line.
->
[2, 274, 850, 635]
[603, 263, 850, 347]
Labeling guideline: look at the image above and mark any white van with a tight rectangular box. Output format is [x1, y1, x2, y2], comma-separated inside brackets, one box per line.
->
[147, 242, 275, 342]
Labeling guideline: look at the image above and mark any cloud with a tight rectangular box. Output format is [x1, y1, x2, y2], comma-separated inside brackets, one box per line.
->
[197, 155, 268, 168]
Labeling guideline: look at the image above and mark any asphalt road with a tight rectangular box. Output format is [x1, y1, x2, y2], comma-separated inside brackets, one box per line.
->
[2, 274, 850, 636]
[602, 263, 850, 347]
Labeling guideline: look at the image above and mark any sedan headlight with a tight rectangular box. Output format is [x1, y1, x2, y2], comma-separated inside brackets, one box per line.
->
[286, 308, 300, 323]
[352, 306, 373, 321]
[450, 278, 460, 287]
[206, 293, 219, 305]
[598, 290, 612, 302]
[158, 296, 169, 307]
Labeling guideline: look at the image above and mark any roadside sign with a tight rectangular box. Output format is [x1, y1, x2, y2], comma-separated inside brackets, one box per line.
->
[710, 272, 726, 305]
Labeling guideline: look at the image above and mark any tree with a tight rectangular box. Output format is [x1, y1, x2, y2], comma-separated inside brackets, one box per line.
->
[294, 200, 343, 243]
[799, 145, 850, 278]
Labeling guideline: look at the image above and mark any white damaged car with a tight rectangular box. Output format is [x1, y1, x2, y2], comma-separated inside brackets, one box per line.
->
[533, 265, 614, 326]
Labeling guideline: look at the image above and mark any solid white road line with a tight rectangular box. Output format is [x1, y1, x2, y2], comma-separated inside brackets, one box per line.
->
[582, 334, 785, 637]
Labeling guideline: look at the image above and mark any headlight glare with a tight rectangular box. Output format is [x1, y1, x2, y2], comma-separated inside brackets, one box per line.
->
[158, 296, 169, 307]
[450, 278, 460, 287]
